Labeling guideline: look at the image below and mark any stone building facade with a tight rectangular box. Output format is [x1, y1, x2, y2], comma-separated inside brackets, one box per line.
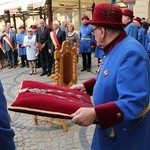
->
[134, 0, 150, 21]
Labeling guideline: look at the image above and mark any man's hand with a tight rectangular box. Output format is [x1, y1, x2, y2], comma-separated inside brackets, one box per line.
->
[42, 43, 45, 48]
[16, 44, 19, 49]
[77, 48, 79, 54]
[35, 42, 39, 48]
[70, 84, 86, 92]
[48, 49, 52, 54]
[71, 107, 96, 126]
[21, 44, 24, 48]
[26, 45, 31, 48]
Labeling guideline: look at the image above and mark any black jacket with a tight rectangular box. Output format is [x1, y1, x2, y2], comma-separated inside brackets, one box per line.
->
[48, 28, 66, 52]
[36, 26, 51, 45]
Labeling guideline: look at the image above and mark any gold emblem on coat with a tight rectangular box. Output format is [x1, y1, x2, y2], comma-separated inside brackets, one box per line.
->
[104, 69, 108, 76]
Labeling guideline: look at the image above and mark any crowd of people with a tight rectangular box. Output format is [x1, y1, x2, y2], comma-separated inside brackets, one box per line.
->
[1, 9, 150, 76]
[0, 19, 80, 76]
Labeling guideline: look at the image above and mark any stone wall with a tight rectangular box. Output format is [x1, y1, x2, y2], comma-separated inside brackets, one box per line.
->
[134, 0, 150, 21]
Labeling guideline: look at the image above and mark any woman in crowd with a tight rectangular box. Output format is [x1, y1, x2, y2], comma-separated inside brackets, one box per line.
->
[23, 28, 37, 75]
[66, 23, 80, 62]
[66, 23, 79, 52]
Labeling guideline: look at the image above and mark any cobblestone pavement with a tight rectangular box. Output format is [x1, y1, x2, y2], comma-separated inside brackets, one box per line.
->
[0, 53, 98, 150]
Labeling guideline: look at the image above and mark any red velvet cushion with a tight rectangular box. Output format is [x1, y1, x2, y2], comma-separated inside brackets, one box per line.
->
[8, 80, 93, 119]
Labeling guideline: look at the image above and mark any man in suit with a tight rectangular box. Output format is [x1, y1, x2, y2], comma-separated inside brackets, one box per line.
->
[3, 27, 17, 69]
[48, 20, 66, 71]
[7, 23, 18, 66]
[36, 19, 51, 76]
[52, 20, 66, 47]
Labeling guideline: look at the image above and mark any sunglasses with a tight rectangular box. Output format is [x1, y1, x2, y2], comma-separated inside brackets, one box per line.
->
[27, 31, 32, 32]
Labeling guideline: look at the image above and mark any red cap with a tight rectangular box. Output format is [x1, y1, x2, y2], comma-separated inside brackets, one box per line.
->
[30, 25, 37, 29]
[82, 15, 89, 20]
[133, 17, 142, 24]
[122, 9, 134, 18]
[19, 25, 25, 29]
[88, 3, 125, 28]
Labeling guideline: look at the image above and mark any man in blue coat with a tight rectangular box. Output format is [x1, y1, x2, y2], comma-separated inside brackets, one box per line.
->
[0, 81, 15, 149]
[122, 8, 138, 39]
[145, 31, 150, 58]
[133, 17, 147, 47]
[94, 46, 104, 72]
[80, 15, 94, 72]
[71, 3, 150, 150]
[17, 25, 28, 68]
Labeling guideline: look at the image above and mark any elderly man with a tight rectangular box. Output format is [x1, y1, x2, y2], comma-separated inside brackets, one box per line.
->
[49, 20, 66, 52]
[48, 20, 66, 72]
[133, 17, 147, 47]
[71, 3, 150, 150]
[36, 19, 51, 76]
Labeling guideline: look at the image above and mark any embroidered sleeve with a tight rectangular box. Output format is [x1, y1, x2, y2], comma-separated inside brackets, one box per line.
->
[95, 102, 124, 129]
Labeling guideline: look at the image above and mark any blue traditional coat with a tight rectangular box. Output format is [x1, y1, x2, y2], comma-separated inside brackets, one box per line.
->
[84, 33, 150, 150]
[137, 27, 147, 47]
[94, 46, 104, 59]
[79, 25, 93, 53]
[0, 81, 15, 149]
[145, 32, 150, 57]
[124, 22, 138, 39]
[16, 32, 27, 56]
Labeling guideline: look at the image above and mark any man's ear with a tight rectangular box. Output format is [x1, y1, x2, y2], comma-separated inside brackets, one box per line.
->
[100, 27, 106, 39]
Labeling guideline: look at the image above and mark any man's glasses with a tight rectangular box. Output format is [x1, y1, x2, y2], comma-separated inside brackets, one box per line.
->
[91, 26, 100, 34]
[27, 31, 32, 32]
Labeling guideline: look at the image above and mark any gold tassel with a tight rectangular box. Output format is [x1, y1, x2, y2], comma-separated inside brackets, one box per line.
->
[109, 127, 115, 137]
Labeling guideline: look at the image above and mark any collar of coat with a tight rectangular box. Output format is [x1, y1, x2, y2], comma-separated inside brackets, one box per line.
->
[103, 31, 127, 53]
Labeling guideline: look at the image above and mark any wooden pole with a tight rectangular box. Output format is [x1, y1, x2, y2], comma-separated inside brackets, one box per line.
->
[4, 10, 11, 25]
[12, 14, 17, 31]
[39, 7, 43, 19]
[47, 0, 52, 27]
[23, 14, 26, 30]
[78, 0, 81, 26]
